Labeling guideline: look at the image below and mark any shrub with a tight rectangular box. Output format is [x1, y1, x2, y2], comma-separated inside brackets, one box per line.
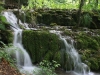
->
[34, 60, 60, 75]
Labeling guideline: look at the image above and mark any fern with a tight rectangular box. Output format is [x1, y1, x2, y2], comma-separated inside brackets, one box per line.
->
[81, 13, 92, 27]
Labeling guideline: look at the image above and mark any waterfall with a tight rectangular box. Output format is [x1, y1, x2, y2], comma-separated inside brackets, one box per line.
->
[59, 35, 89, 75]
[50, 30, 94, 75]
[3, 11, 37, 74]
[2, 10, 94, 75]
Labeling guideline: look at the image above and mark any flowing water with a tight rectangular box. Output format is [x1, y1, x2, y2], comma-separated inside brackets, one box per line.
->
[50, 30, 94, 75]
[3, 11, 37, 74]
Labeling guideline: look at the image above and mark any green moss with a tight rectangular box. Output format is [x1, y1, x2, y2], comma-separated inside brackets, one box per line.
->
[75, 32, 99, 50]
[50, 23, 58, 26]
[22, 29, 100, 71]
[71, 31, 100, 71]
[88, 57, 99, 70]
[0, 30, 13, 45]
[36, 10, 76, 26]
[64, 30, 73, 36]
[22, 30, 61, 63]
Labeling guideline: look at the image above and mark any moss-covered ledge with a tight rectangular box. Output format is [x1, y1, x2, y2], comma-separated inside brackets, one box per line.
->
[22, 30, 61, 64]
[22, 28, 100, 71]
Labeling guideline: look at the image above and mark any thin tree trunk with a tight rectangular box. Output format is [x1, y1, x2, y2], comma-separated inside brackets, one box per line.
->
[95, 0, 98, 8]
[88, 0, 90, 4]
[18, 0, 20, 25]
[77, 0, 84, 27]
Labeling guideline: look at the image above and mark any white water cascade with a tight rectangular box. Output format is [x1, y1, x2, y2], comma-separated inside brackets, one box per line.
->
[3, 11, 37, 74]
[50, 30, 94, 75]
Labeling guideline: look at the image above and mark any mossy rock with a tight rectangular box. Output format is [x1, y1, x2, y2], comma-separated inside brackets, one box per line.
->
[22, 30, 61, 63]
[88, 57, 99, 70]
[75, 32, 99, 50]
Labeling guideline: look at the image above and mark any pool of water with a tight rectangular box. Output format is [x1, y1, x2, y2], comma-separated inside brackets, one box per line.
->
[56, 68, 100, 75]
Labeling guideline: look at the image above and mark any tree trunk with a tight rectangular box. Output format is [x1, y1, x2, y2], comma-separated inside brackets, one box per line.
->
[77, 0, 84, 27]
[95, 0, 98, 8]
[88, 0, 90, 4]
[18, 0, 20, 25]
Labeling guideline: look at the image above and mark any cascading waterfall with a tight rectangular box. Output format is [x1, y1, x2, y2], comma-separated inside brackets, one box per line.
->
[59, 35, 89, 75]
[2, 10, 95, 75]
[50, 30, 94, 75]
[3, 11, 37, 74]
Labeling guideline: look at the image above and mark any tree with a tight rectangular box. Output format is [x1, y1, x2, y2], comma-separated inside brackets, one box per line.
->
[77, 0, 85, 27]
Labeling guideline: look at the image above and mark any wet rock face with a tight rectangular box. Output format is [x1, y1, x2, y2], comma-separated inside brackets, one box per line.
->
[36, 9, 76, 26]
[12, 9, 100, 29]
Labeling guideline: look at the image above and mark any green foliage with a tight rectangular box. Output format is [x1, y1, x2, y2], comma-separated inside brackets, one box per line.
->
[83, 0, 100, 11]
[0, 5, 9, 30]
[0, 23, 5, 30]
[0, 5, 4, 12]
[0, 15, 9, 30]
[64, 30, 73, 36]
[81, 13, 92, 27]
[80, 48, 100, 71]
[50, 23, 58, 26]
[0, 15, 8, 24]
[81, 49, 100, 70]
[34, 60, 60, 75]
[76, 32, 99, 50]
[27, 0, 79, 9]
[0, 3, 12, 44]
[0, 41, 15, 64]
[88, 57, 99, 70]
[0, 30, 13, 45]
[74, 31, 100, 71]
[40, 60, 60, 70]
[24, 0, 100, 10]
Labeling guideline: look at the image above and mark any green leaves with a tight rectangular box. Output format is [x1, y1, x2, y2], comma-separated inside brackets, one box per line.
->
[34, 60, 60, 75]
[0, 6, 4, 12]
[0, 24, 5, 30]
[0, 42, 15, 64]
[0, 15, 8, 24]
[0, 15, 9, 30]
[27, 0, 79, 9]
[81, 13, 92, 27]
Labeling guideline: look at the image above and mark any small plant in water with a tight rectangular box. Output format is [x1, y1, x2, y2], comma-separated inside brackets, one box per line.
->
[34, 60, 60, 75]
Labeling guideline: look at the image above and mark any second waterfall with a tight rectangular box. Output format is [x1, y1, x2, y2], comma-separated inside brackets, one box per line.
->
[50, 30, 94, 75]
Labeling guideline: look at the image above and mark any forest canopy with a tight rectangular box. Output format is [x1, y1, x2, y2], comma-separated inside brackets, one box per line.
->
[1, 0, 100, 10]
[26, 0, 100, 10]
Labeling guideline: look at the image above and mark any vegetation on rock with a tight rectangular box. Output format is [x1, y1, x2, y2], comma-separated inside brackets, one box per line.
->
[22, 30, 61, 64]
[0, 42, 21, 75]
[64, 28, 100, 71]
